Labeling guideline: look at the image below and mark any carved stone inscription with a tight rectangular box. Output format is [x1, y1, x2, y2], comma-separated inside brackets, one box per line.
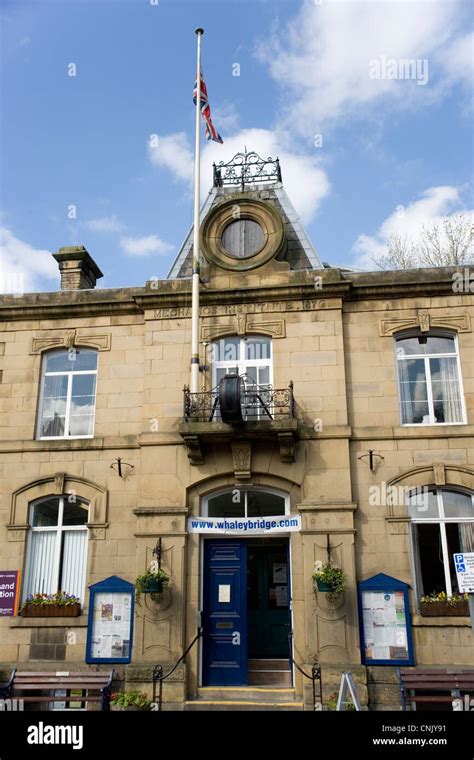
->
[153, 299, 332, 320]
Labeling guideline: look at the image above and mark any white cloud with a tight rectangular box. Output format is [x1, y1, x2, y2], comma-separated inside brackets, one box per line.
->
[150, 128, 330, 224]
[0, 227, 58, 294]
[352, 185, 473, 268]
[148, 132, 194, 183]
[86, 215, 124, 233]
[437, 31, 474, 88]
[257, 0, 470, 133]
[120, 234, 174, 257]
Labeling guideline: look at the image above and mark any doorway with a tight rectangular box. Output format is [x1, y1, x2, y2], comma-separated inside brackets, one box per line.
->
[247, 540, 290, 658]
[201, 537, 292, 687]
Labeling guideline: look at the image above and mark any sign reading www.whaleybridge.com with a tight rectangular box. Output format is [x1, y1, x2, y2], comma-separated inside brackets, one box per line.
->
[188, 515, 301, 534]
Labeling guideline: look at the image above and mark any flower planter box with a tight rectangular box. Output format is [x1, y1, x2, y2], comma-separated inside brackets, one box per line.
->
[20, 603, 81, 618]
[420, 601, 469, 617]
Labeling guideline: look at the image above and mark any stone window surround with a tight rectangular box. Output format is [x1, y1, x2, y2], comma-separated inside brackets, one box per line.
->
[7, 473, 109, 542]
[385, 464, 474, 525]
[30, 331, 111, 355]
[186, 472, 301, 518]
[379, 311, 471, 338]
[379, 314, 470, 430]
[200, 197, 285, 272]
[385, 465, 474, 619]
[7, 474, 108, 619]
[393, 329, 467, 427]
[27, 332, 111, 441]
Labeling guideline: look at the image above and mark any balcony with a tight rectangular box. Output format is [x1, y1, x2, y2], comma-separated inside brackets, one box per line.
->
[179, 380, 298, 466]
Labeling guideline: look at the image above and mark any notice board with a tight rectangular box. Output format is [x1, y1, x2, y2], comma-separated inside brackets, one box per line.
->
[358, 573, 414, 666]
[86, 575, 134, 664]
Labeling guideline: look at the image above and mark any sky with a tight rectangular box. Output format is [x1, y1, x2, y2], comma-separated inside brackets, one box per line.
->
[0, 0, 473, 293]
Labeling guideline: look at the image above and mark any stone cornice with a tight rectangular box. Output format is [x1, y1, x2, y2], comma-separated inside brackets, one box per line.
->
[0, 288, 145, 322]
[0, 437, 140, 454]
[0, 266, 469, 322]
[342, 266, 466, 300]
[351, 425, 474, 440]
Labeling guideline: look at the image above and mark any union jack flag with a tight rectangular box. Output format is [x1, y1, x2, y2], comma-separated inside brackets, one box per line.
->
[193, 70, 223, 144]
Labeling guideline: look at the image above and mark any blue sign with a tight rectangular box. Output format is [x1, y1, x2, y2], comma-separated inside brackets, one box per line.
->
[86, 576, 135, 664]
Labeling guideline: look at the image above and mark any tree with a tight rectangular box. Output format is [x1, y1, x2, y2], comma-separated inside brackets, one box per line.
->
[373, 213, 474, 270]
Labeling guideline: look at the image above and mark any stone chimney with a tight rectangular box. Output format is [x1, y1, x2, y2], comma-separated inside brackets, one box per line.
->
[53, 246, 104, 290]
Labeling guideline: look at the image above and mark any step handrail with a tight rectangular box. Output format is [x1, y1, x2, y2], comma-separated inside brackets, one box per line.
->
[288, 631, 322, 711]
[152, 629, 202, 711]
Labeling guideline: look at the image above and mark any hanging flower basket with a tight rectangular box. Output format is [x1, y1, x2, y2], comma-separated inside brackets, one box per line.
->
[141, 578, 164, 594]
[315, 579, 333, 593]
[135, 569, 170, 605]
[19, 593, 81, 617]
[312, 561, 348, 604]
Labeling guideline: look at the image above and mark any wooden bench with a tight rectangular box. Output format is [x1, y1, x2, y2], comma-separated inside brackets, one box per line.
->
[5, 670, 114, 711]
[399, 668, 474, 710]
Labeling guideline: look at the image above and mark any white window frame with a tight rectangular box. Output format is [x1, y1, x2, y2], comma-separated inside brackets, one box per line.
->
[211, 336, 273, 388]
[211, 335, 273, 421]
[23, 496, 89, 602]
[409, 488, 474, 599]
[202, 486, 289, 518]
[36, 349, 98, 440]
[395, 331, 467, 426]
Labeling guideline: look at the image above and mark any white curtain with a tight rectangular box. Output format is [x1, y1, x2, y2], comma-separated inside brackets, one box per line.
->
[459, 522, 474, 552]
[437, 357, 463, 422]
[23, 530, 57, 599]
[61, 530, 88, 601]
[398, 359, 414, 423]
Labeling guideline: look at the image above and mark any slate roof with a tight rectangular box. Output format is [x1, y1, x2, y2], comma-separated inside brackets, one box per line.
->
[166, 182, 324, 279]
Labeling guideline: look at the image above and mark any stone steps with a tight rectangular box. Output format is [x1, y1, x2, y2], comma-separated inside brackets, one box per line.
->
[248, 658, 292, 686]
[185, 700, 303, 711]
[185, 686, 303, 711]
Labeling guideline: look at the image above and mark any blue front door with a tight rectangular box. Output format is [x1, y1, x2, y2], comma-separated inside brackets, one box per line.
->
[202, 539, 248, 686]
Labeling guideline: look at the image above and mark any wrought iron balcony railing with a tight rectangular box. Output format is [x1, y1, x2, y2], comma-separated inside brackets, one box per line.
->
[183, 381, 294, 423]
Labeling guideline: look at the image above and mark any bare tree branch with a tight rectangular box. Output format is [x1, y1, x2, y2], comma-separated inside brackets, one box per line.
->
[372, 213, 474, 270]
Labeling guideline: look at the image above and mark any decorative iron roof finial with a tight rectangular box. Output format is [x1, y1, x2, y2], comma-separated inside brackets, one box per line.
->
[212, 150, 282, 189]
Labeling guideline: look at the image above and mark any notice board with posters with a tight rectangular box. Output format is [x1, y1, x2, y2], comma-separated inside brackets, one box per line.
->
[358, 573, 414, 666]
[86, 575, 134, 664]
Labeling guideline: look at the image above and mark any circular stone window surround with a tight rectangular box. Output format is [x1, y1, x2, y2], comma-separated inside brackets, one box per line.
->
[200, 198, 285, 271]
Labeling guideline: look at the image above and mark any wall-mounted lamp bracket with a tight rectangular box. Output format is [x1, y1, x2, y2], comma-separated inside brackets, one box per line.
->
[110, 457, 135, 478]
[358, 449, 384, 472]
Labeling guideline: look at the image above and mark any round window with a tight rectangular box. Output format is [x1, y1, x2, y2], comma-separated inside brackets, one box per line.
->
[221, 218, 264, 258]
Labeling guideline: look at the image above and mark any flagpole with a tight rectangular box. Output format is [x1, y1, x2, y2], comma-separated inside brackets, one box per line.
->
[191, 28, 204, 395]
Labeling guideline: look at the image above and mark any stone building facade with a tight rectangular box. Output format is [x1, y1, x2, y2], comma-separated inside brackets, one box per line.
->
[0, 154, 473, 710]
